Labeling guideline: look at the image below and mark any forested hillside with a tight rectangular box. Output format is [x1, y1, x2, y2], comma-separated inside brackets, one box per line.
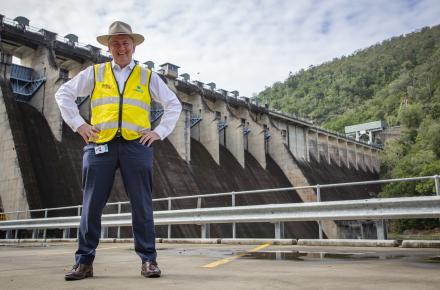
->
[257, 25, 440, 231]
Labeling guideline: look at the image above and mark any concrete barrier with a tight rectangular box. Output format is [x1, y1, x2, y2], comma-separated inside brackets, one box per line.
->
[161, 238, 220, 244]
[3, 238, 440, 248]
[0, 238, 45, 243]
[100, 238, 117, 243]
[44, 238, 77, 243]
[298, 239, 400, 247]
[0, 238, 78, 244]
[401, 240, 440, 248]
[114, 238, 134, 243]
[0, 238, 160, 244]
[95, 238, 162, 243]
[221, 239, 296, 245]
[1, 238, 38, 243]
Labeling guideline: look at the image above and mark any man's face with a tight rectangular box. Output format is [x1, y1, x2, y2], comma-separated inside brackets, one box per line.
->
[108, 35, 135, 68]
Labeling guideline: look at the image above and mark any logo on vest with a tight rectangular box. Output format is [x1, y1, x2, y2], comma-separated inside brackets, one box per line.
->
[135, 85, 144, 93]
[102, 84, 113, 90]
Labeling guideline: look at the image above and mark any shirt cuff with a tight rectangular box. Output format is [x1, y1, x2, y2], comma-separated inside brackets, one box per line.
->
[70, 115, 86, 132]
[153, 127, 166, 140]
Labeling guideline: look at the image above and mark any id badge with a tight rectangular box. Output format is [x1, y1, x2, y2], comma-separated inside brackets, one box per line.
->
[94, 144, 109, 155]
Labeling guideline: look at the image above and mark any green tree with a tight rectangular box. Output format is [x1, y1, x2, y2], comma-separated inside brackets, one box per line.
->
[256, 24, 440, 232]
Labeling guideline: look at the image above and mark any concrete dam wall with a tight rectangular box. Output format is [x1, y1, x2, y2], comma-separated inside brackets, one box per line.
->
[0, 15, 381, 239]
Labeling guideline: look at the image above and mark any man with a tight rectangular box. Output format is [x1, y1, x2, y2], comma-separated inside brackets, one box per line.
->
[55, 21, 182, 280]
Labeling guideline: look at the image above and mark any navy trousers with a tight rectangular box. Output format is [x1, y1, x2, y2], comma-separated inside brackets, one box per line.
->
[75, 138, 156, 265]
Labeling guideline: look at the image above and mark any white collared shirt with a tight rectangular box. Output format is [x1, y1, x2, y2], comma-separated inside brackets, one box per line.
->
[55, 59, 182, 140]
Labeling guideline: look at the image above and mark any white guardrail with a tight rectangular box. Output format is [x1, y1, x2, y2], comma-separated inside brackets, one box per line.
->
[0, 175, 439, 240]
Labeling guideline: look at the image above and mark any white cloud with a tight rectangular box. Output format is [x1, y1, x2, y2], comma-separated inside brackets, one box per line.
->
[2, 0, 440, 96]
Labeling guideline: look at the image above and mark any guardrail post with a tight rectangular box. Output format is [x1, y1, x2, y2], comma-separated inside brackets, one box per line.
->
[63, 228, 70, 239]
[360, 222, 365, 239]
[376, 220, 387, 240]
[101, 227, 108, 239]
[117, 202, 122, 239]
[318, 221, 323, 239]
[6, 230, 12, 239]
[231, 191, 236, 239]
[14, 229, 18, 239]
[197, 197, 209, 238]
[167, 199, 172, 239]
[274, 221, 284, 239]
[77, 206, 81, 239]
[32, 229, 38, 239]
[435, 175, 440, 223]
[316, 184, 321, 202]
[43, 209, 48, 239]
[316, 185, 323, 239]
[435, 175, 440, 196]
[201, 224, 210, 239]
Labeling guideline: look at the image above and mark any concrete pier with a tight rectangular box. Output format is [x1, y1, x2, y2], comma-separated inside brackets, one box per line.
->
[0, 80, 30, 218]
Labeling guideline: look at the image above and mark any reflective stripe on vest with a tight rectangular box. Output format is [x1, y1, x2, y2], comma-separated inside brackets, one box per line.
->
[91, 96, 150, 111]
[94, 121, 151, 133]
[140, 66, 148, 86]
[97, 63, 106, 82]
[91, 62, 152, 143]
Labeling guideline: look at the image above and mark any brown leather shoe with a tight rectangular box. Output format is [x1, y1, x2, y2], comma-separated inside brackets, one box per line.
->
[65, 263, 93, 281]
[141, 261, 161, 278]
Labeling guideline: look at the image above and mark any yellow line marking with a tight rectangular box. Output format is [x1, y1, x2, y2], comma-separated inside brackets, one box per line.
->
[202, 243, 272, 268]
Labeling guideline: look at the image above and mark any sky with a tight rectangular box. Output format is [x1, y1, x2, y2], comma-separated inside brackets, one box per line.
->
[2, 0, 440, 97]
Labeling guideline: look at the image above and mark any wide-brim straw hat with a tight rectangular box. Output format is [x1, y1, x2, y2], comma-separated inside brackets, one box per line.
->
[97, 21, 144, 46]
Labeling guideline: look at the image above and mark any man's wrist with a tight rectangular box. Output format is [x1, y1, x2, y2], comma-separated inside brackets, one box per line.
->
[71, 116, 87, 132]
[152, 129, 164, 140]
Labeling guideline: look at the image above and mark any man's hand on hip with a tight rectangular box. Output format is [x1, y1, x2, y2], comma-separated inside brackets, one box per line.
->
[139, 130, 160, 147]
[77, 123, 100, 144]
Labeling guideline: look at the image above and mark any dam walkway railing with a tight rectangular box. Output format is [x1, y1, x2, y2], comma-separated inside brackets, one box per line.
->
[0, 175, 439, 240]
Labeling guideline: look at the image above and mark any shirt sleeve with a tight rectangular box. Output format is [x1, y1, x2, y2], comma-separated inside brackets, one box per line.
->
[149, 72, 183, 140]
[55, 66, 95, 132]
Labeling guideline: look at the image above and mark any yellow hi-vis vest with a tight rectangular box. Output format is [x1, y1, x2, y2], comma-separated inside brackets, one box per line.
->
[90, 62, 152, 144]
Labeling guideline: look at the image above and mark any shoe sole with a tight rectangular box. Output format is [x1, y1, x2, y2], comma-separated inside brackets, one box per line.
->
[65, 272, 93, 281]
[141, 271, 161, 278]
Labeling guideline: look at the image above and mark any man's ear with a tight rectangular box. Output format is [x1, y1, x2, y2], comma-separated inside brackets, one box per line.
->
[133, 46, 136, 53]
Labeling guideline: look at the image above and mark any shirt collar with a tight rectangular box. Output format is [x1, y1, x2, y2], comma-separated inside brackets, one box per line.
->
[111, 59, 136, 71]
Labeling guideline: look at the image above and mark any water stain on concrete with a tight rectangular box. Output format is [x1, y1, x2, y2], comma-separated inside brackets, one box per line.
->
[237, 250, 440, 268]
